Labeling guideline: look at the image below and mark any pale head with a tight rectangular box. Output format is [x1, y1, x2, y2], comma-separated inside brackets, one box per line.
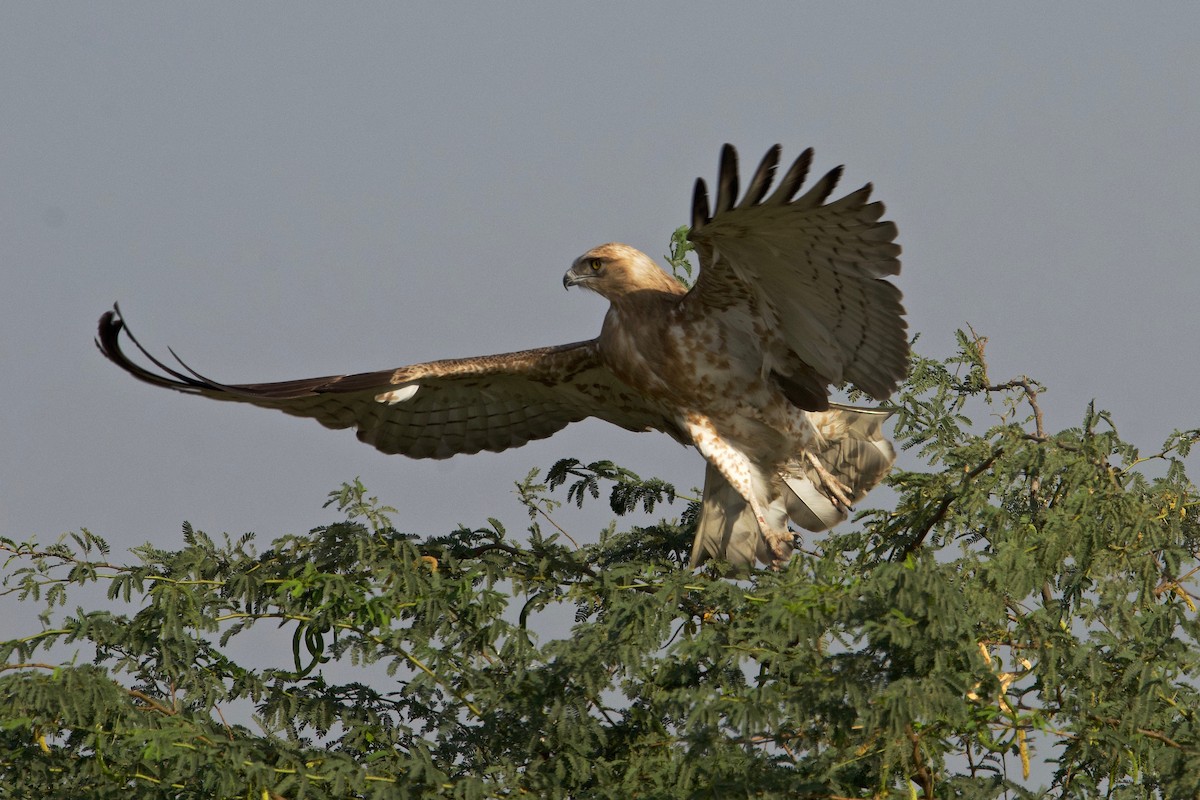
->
[563, 242, 684, 301]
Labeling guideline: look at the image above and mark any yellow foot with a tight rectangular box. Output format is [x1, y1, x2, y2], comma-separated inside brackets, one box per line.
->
[763, 526, 794, 570]
[805, 452, 855, 511]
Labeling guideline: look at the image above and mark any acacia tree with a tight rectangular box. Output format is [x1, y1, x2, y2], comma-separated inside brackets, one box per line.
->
[2, 329, 1198, 799]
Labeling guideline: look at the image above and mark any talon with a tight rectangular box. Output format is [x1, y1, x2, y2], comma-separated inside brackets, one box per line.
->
[806, 452, 856, 511]
[763, 525, 795, 568]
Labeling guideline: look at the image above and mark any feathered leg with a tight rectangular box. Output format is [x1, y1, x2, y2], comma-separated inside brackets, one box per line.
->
[689, 405, 897, 571]
[691, 463, 789, 571]
[683, 413, 793, 568]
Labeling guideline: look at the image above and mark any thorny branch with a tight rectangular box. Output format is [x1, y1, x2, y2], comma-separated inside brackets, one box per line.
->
[969, 328, 1047, 440]
[984, 378, 1047, 440]
[895, 448, 1004, 560]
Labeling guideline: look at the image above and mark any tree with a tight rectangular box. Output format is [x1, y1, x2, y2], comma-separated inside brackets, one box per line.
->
[2, 329, 1198, 799]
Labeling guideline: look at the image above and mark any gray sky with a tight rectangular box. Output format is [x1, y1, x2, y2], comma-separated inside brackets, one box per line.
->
[3, 4, 1199, 639]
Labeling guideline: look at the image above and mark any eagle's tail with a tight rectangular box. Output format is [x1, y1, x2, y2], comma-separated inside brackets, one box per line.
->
[689, 404, 896, 571]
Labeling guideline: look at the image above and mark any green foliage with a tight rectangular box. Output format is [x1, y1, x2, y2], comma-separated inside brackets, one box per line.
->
[3, 330, 1199, 799]
[665, 225, 696, 288]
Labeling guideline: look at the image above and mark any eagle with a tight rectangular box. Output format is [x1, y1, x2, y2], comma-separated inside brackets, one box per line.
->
[97, 145, 906, 570]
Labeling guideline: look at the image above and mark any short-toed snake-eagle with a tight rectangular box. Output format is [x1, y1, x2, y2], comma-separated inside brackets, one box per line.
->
[98, 145, 906, 569]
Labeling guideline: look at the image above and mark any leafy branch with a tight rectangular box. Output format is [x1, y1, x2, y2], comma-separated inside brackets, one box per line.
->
[3, 330, 1198, 798]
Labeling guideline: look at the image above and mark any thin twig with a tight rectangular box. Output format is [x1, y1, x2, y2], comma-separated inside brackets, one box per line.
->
[127, 689, 177, 716]
[907, 724, 934, 797]
[213, 704, 236, 741]
[984, 378, 1046, 440]
[896, 449, 1003, 559]
[531, 506, 582, 549]
[1, 662, 60, 672]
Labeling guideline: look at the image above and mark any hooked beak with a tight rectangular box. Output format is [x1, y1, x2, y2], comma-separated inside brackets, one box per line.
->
[563, 269, 583, 290]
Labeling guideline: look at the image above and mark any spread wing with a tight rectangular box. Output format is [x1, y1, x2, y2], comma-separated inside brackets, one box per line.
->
[97, 307, 683, 459]
[686, 144, 907, 402]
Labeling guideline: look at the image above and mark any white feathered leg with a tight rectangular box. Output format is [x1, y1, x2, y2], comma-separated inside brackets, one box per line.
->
[689, 405, 897, 571]
[684, 413, 794, 568]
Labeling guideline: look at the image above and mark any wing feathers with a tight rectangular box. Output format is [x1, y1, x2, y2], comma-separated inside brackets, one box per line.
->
[765, 147, 813, 206]
[691, 178, 711, 232]
[715, 143, 739, 214]
[738, 145, 781, 209]
[686, 145, 907, 400]
[792, 165, 845, 209]
[98, 307, 680, 459]
[97, 307, 211, 393]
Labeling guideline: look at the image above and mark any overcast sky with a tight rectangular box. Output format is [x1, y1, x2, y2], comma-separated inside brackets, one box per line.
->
[3, 5, 1199, 642]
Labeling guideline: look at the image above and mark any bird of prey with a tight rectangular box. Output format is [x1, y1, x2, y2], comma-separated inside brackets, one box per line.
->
[98, 144, 906, 570]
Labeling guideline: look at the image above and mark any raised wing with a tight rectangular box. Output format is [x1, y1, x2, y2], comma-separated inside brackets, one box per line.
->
[687, 144, 907, 402]
[97, 307, 682, 459]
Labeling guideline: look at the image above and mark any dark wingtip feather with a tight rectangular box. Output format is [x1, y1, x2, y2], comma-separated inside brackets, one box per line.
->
[96, 305, 209, 392]
[791, 164, 844, 209]
[95, 308, 123, 363]
[715, 144, 739, 214]
[691, 177, 711, 231]
[821, 165, 845, 203]
[739, 145, 781, 208]
[768, 147, 814, 204]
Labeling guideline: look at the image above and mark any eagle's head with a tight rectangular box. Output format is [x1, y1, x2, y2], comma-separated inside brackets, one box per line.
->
[563, 242, 684, 300]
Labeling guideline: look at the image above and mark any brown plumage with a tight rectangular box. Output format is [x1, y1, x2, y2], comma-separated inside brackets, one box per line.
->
[98, 144, 906, 569]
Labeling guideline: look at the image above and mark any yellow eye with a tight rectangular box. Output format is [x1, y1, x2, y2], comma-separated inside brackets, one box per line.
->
[589, 258, 603, 270]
